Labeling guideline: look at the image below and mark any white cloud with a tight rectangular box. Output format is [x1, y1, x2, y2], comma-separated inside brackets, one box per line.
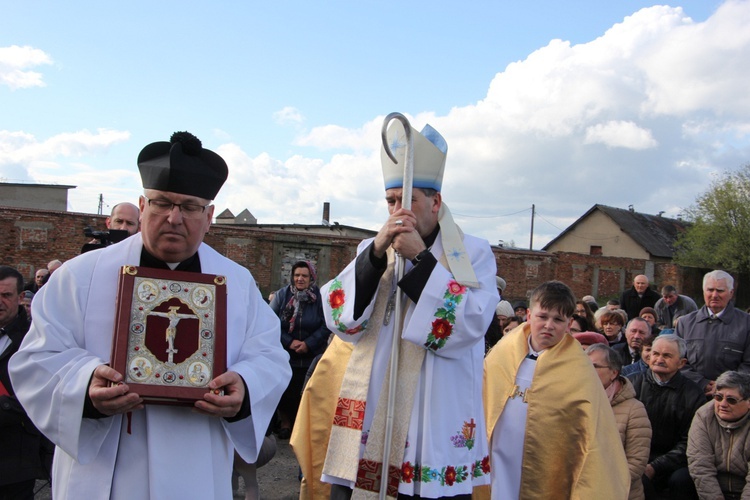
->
[0, 129, 134, 212]
[5, 2, 750, 251]
[0, 129, 130, 168]
[204, 0, 750, 250]
[0, 45, 52, 90]
[273, 106, 305, 126]
[584, 121, 658, 149]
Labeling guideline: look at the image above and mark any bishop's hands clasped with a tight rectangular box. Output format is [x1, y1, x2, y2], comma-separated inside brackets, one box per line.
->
[372, 208, 426, 261]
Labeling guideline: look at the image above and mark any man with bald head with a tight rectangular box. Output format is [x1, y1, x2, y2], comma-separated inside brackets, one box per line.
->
[106, 202, 140, 235]
[620, 274, 660, 321]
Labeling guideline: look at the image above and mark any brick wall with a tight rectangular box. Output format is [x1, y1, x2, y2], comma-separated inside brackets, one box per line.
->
[1, 207, 717, 307]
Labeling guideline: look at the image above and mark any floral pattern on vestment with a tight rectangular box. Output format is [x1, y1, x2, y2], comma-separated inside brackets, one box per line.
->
[450, 419, 476, 450]
[327, 278, 367, 334]
[424, 279, 467, 351]
[400, 456, 490, 486]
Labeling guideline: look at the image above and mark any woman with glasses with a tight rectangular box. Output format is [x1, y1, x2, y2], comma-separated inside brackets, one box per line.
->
[597, 309, 627, 347]
[586, 344, 652, 499]
[688, 371, 750, 500]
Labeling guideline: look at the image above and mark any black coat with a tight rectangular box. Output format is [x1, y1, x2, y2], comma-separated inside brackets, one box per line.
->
[612, 341, 638, 366]
[627, 369, 705, 478]
[620, 286, 661, 321]
[0, 306, 52, 486]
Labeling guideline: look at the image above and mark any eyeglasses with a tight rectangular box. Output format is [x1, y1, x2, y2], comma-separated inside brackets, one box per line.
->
[592, 364, 611, 370]
[570, 327, 583, 334]
[145, 198, 209, 219]
[714, 393, 746, 405]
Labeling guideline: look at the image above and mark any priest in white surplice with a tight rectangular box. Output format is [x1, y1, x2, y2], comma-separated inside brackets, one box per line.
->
[9, 131, 291, 499]
[314, 117, 498, 499]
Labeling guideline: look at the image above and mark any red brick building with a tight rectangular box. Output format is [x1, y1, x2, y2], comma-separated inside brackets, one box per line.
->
[1, 206, 714, 307]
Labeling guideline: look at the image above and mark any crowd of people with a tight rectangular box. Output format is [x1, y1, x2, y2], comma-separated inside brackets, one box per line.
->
[3, 122, 750, 500]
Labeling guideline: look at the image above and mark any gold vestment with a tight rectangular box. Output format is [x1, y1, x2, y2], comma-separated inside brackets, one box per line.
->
[484, 325, 630, 499]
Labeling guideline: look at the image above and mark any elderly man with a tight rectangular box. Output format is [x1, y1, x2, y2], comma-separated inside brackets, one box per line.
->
[23, 268, 48, 293]
[627, 334, 705, 500]
[620, 274, 661, 321]
[46, 259, 62, 274]
[9, 131, 290, 499]
[106, 202, 140, 235]
[295, 116, 498, 499]
[0, 266, 51, 498]
[675, 270, 750, 397]
[613, 317, 651, 367]
[655, 285, 698, 330]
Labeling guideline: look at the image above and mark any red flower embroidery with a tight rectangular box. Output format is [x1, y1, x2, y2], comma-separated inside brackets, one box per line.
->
[444, 465, 457, 486]
[431, 318, 453, 339]
[481, 455, 491, 474]
[401, 461, 414, 483]
[447, 280, 466, 296]
[329, 289, 346, 309]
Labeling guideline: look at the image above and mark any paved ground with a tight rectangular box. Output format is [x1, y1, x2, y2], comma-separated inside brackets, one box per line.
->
[34, 437, 302, 499]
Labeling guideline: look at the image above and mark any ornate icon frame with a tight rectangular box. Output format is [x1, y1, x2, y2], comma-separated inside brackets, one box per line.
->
[110, 266, 227, 405]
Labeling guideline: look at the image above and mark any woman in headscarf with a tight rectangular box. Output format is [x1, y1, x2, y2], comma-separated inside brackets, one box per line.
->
[270, 261, 330, 439]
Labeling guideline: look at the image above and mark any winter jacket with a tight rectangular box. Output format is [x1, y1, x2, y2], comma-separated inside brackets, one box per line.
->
[676, 302, 750, 390]
[688, 401, 750, 500]
[611, 376, 652, 500]
[654, 294, 698, 329]
[270, 285, 329, 368]
[0, 306, 52, 486]
[620, 286, 661, 322]
[627, 369, 706, 478]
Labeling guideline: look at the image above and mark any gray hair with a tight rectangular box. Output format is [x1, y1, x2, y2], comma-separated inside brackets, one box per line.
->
[653, 333, 687, 359]
[627, 316, 650, 330]
[704, 270, 734, 291]
[716, 371, 750, 400]
[585, 344, 623, 374]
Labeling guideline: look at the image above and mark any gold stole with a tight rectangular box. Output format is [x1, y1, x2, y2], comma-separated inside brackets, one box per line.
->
[484, 325, 630, 499]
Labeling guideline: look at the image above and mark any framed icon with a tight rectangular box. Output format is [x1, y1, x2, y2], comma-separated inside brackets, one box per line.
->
[110, 266, 227, 405]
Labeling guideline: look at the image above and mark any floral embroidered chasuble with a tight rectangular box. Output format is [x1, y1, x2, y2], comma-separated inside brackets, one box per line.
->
[319, 233, 498, 498]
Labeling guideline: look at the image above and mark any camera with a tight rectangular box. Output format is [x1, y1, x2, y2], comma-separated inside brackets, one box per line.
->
[81, 226, 130, 253]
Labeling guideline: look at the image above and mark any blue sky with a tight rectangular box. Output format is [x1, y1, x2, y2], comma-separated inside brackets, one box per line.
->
[2, 0, 747, 250]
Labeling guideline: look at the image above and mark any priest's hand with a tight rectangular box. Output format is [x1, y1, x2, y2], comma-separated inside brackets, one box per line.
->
[89, 365, 144, 415]
[195, 370, 245, 418]
[372, 209, 417, 259]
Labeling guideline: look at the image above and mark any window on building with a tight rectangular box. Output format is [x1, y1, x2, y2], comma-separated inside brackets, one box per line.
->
[590, 246, 602, 256]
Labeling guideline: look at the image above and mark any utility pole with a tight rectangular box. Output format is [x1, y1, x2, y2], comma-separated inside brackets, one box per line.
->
[529, 204, 535, 250]
[98, 194, 104, 215]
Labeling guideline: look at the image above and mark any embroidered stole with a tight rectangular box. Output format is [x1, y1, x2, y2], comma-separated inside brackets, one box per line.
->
[323, 248, 446, 499]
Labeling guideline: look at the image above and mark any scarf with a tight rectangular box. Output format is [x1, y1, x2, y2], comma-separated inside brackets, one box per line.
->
[281, 261, 318, 332]
[605, 377, 622, 404]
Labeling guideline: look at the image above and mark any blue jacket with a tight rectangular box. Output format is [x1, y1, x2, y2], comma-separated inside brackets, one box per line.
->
[270, 285, 329, 368]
